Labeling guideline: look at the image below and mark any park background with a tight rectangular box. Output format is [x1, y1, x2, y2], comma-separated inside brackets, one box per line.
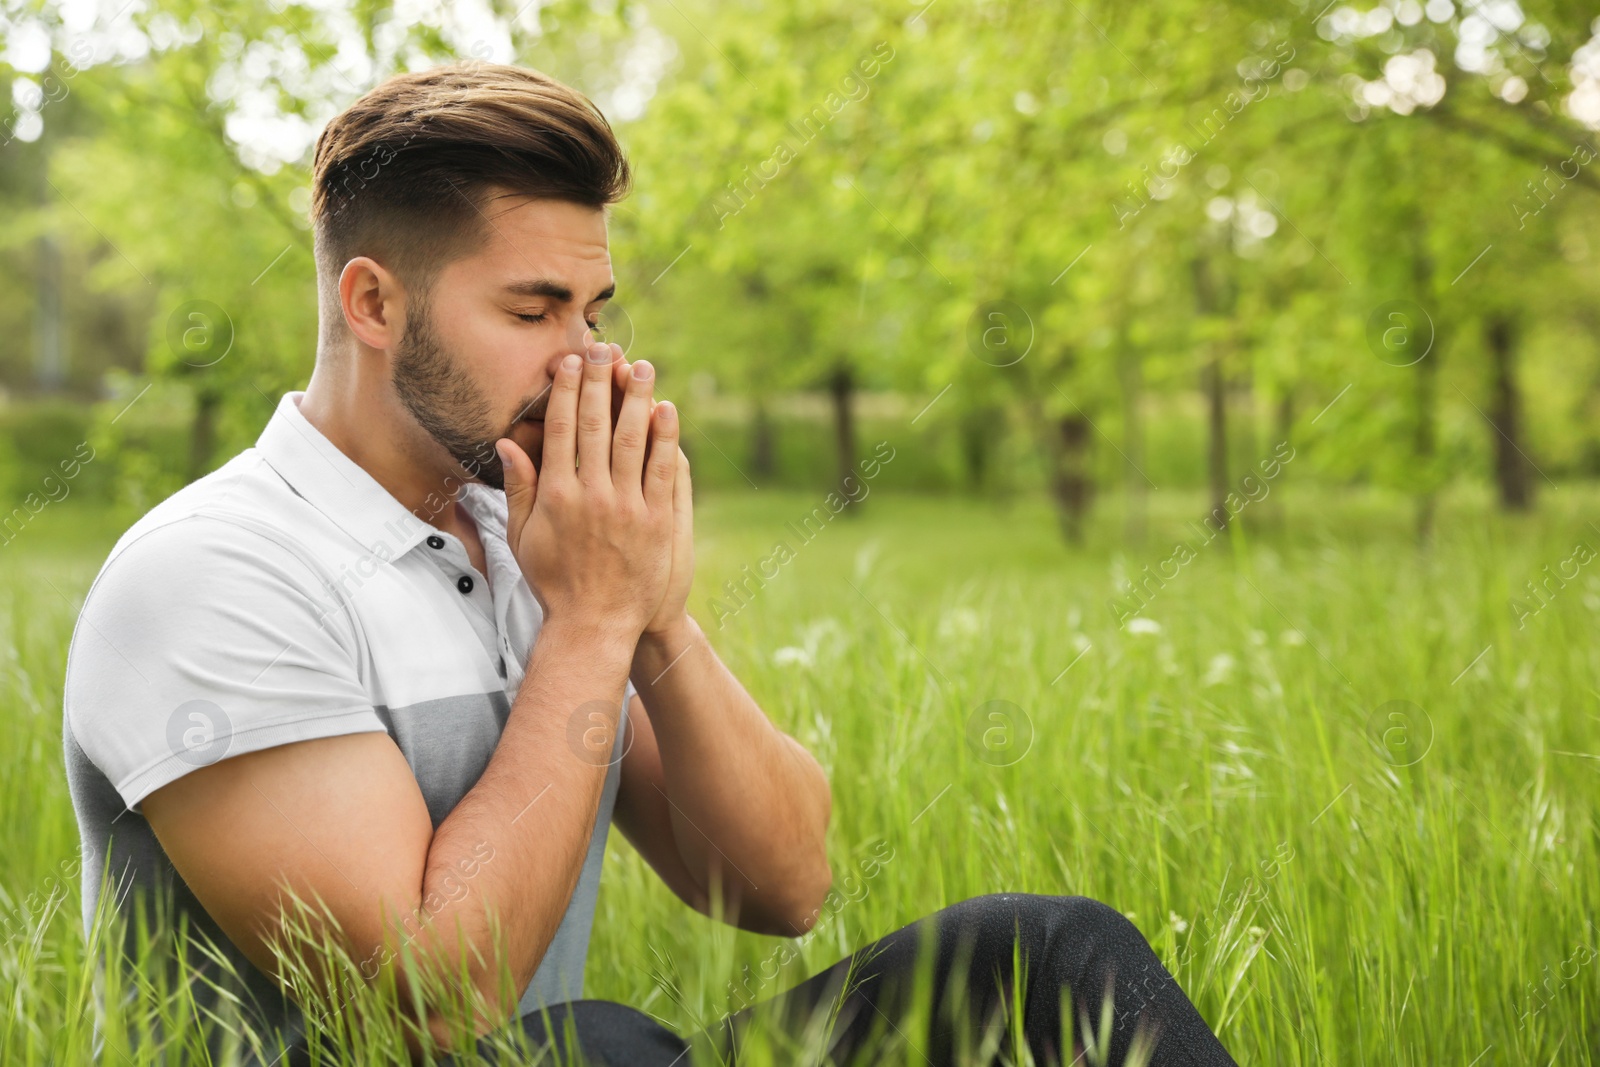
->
[2, 0, 1599, 1063]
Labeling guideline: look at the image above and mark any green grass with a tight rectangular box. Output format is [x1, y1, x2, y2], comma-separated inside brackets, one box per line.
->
[2, 486, 1597, 1063]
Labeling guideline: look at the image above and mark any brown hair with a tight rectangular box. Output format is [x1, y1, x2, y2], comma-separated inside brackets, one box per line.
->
[310, 62, 631, 338]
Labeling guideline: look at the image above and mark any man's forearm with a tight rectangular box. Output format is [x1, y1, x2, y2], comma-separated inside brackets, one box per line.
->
[629, 613, 832, 934]
[402, 618, 634, 1034]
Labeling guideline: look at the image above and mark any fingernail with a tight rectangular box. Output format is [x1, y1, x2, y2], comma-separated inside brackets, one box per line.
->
[586, 342, 611, 364]
[494, 440, 510, 467]
[562, 353, 581, 372]
[657, 400, 675, 419]
[632, 360, 653, 380]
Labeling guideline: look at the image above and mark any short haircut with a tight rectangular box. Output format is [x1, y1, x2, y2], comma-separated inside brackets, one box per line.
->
[310, 62, 632, 342]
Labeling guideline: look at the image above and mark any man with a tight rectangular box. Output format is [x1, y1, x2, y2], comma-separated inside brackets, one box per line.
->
[64, 63, 1237, 1066]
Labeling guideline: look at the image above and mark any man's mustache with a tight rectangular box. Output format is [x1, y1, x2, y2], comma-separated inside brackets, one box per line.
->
[506, 368, 634, 429]
[510, 385, 551, 423]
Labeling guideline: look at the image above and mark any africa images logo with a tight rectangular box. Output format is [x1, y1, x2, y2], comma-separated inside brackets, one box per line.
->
[166, 699, 234, 768]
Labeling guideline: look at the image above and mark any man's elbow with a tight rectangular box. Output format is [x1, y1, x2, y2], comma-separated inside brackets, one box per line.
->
[800, 857, 834, 931]
[777, 854, 834, 936]
[407, 970, 528, 1062]
[383, 926, 532, 1055]
[476, 969, 519, 1018]
[785, 779, 833, 934]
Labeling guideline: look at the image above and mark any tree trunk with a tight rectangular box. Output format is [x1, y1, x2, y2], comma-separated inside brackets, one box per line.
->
[1409, 241, 1440, 545]
[958, 404, 993, 493]
[1486, 314, 1533, 511]
[1270, 386, 1294, 531]
[750, 399, 776, 479]
[1413, 338, 1439, 542]
[827, 364, 858, 511]
[960, 406, 985, 495]
[1191, 251, 1232, 533]
[1118, 347, 1146, 544]
[188, 385, 221, 483]
[35, 232, 65, 392]
[1205, 350, 1228, 531]
[1049, 413, 1093, 543]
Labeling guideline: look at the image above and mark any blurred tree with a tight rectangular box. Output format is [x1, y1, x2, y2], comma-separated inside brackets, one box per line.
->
[3, 0, 1600, 535]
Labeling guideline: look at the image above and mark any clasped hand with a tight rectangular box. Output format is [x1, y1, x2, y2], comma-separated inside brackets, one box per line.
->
[494, 341, 693, 643]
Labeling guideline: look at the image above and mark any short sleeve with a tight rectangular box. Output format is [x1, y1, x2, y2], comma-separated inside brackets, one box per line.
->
[64, 516, 389, 813]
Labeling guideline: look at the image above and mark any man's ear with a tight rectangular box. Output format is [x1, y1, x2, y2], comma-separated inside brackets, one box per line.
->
[338, 256, 407, 350]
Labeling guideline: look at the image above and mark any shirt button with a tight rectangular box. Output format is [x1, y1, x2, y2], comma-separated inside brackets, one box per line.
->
[426, 535, 445, 550]
[457, 575, 474, 594]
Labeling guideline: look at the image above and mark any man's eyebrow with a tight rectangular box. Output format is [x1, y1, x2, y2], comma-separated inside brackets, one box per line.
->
[501, 278, 617, 302]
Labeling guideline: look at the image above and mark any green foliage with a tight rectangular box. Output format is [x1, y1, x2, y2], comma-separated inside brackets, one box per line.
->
[4, 491, 1599, 1062]
[3, 3, 1599, 1063]
[3, 0, 1599, 515]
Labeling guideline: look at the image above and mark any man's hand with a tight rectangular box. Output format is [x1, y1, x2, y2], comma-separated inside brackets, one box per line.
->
[495, 341, 679, 641]
[603, 350, 694, 639]
[612, 357, 694, 640]
[641, 442, 693, 639]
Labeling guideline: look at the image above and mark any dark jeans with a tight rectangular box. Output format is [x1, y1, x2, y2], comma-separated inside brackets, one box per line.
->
[432, 894, 1238, 1067]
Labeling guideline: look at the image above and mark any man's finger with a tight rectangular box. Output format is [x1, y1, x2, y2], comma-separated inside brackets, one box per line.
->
[541, 353, 583, 484]
[644, 401, 679, 511]
[612, 359, 655, 493]
[496, 437, 537, 534]
[672, 445, 691, 523]
[611, 349, 631, 426]
[641, 398, 659, 476]
[577, 341, 616, 487]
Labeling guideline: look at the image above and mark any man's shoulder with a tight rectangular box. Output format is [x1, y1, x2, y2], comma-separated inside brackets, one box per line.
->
[91, 449, 330, 600]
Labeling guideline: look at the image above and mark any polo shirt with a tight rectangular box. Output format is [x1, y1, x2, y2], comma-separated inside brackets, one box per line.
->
[62, 388, 633, 1060]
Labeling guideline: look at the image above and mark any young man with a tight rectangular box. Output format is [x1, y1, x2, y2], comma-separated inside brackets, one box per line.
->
[63, 63, 1237, 1066]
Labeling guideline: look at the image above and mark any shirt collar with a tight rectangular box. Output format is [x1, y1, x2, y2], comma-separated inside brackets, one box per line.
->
[255, 389, 476, 563]
[457, 478, 506, 536]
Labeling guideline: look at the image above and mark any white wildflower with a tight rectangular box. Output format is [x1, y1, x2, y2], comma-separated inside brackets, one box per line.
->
[773, 646, 813, 668]
[1203, 653, 1236, 687]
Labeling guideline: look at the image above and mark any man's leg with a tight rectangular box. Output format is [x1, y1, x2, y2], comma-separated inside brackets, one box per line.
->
[443, 999, 692, 1067]
[273, 1000, 689, 1067]
[699, 893, 1239, 1067]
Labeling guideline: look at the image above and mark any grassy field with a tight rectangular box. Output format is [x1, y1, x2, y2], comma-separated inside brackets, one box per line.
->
[2, 485, 1597, 1064]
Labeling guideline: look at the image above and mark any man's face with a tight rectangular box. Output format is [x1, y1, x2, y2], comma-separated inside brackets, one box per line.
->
[390, 191, 615, 491]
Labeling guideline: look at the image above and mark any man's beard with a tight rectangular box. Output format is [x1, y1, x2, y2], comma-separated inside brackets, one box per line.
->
[391, 291, 535, 493]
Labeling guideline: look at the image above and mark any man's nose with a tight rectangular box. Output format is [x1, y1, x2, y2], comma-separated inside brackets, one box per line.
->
[569, 320, 596, 354]
[549, 325, 598, 378]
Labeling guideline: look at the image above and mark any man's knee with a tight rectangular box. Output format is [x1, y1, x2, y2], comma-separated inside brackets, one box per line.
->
[945, 892, 1139, 938]
[946, 892, 1160, 984]
[483, 999, 688, 1067]
[1048, 894, 1141, 936]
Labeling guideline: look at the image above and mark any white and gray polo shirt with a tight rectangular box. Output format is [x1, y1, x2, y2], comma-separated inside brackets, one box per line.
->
[62, 388, 632, 1059]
